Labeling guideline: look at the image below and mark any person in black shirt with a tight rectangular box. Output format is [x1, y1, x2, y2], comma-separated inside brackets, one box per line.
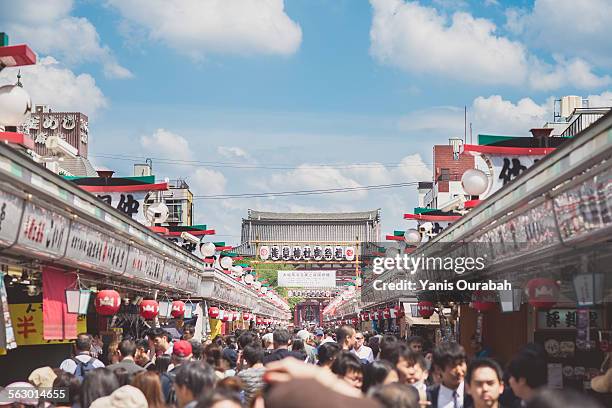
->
[262, 329, 304, 364]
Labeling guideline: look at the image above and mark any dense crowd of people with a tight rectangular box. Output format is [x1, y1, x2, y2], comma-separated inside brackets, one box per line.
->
[1, 324, 610, 408]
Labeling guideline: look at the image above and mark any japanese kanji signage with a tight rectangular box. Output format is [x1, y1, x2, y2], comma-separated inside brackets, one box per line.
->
[260, 245, 356, 262]
[277, 270, 336, 288]
[482, 155, 542, 199]
[125, 245, 164, 283]
[15, 201, 70, 258]
[96, 192, 148, 224]
[65, 221, 129, 275]
[0, 188, 23, 247]
[8, 303, 86, 346]
[537, 309, 602, 330]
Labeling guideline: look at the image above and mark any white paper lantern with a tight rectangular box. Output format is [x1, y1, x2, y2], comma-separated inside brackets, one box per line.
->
[200, 242, 216, 257]
[404, 229, 421, 244]
[220, 256, 233, 269]
[244, 274, 254, 285]
[461, 168, 489, 196]
[260, 286, 268, 294]
[233, 265, 243, 275]
[253, 281, 262, 290]
[0, 84, 32, 126]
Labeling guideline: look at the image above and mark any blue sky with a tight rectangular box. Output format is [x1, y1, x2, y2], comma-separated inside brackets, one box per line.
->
[1, 0, 611, 242]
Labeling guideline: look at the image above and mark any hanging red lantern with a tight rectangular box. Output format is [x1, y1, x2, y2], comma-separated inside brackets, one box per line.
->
[370, 311, 377, 320]
[377, 309, 385, 320]
[527, 278, 559, 308]
[256, 317, 263, 325]
[471, 291, 496, 313]
[171, 301, 185, 318]
[352, 317, 359, 326]
[94, 290, 121, 315]
[208, 307, 220, 319]
[417, 301, 435, 318]
[222, 311, 230, 322]
[242, 312, 251, 321]
[233, 311, 240, 321]
[140, 300, 159, 320]
[383, 308, 391, 319]
[362, 312, 370, 321]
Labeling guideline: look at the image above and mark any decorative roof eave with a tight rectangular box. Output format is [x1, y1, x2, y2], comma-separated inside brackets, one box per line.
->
[462, 144, 555, 156]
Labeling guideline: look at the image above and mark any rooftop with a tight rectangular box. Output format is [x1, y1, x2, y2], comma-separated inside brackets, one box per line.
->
[246, 209, 381, 222]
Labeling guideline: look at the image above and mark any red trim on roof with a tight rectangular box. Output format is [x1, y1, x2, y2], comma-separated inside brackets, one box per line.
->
[215, 246, 233, 251]
[385, 235, 405, 241]
[202, 258, 215, 263]
[462, 144, 555, 156]
[165, 229, 216, 237]
[464, 199, 482, 208]
[404, 213, 462, 221]
[149, 226, 169, 234]
[0, 44, 36, 67]
[79, 182, 168, 193]
[0, 131, 34, 149]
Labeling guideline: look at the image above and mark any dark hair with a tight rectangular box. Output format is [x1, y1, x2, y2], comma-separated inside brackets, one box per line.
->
[335, 325, 355, 346]
[292, 338, 305, 352]
[196, 387, 242, 408]
[135, 339, 150, 352]
[190, 339, 204, 360]
[368, 336, 381, 360]
[362, 360, 396, 393]
[225, 335, 237, 349]
[399, 347, 428, 371]
[154, 354, 172, 373]
[53, 371, 81, 406]
[79, 367, 119, 408]
[174, 361, 216, 396]
[273, 329, 291, 346]
[526, 388, 603, 408]
[466, 358, 503, 385]
[183, 324, 195, 335]
[243, 344, 264, 366]
[75, 333, 92, 352]
[317, 342, 341, 367]
[238, 331, 258, 349]
[204, 344, 225, 370]
[507, 350, 547, 389]
[407, 336, 424, 346]
[149, 328, 170, 341]
[119, 339, 137, 357]
[113, 366, 131, 386]
[331, 351, 363, 377]
[371, 383, 420, 408]
[432, 342, 467, 371]
[379, 336, 401, 365]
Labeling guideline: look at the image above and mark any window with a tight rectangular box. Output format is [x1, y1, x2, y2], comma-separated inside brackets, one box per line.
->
[439, 168, 450, 181]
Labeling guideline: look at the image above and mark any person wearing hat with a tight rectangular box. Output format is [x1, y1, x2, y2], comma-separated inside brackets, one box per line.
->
[90, 385, 148, 408]
[28, 367, 57, 389]
[161, 340, 193, 404]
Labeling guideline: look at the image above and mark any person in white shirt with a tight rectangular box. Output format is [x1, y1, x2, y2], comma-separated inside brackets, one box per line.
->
[60, 333, 105, 375]
[351, 332, 374, 363]
[427, 342, 471, 408]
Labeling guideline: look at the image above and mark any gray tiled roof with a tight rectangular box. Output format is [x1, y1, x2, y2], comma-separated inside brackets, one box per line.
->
[246, 209, 380, 222]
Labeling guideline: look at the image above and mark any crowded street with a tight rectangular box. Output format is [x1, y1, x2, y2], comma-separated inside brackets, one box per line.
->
[0, 1, 611, 407]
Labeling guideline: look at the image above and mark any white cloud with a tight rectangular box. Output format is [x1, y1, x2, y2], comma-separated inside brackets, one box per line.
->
[190, 167, 227, 196]
[399, 91, 612, 138]
[141, 129, 193, 161]
[107, 0, 302, 58]
[369, 0, 608, 90]
[0, 56, 107, 116]
[0, 0, 132, 79]
[505, 0, 612, 69]
[217, 146, 251, 160]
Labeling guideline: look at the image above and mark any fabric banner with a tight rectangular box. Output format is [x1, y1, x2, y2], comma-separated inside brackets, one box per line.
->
[209, 319, 222, 339]
[0, 272, 17, 350]
[42, 267, 77, 340]
[9, 303, 86, 345]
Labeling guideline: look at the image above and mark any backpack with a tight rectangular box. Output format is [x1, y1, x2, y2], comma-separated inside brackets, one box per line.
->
[73, 357, 97, 381]
[160, 370, 177, 405]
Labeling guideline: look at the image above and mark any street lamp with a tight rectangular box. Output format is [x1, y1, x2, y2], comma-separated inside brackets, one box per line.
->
[404, 229, 421, 245]
[461, 169, 489, 196]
